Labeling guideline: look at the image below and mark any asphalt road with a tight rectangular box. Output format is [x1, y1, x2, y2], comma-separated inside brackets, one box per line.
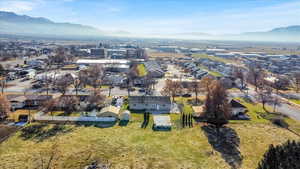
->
[229, 89, 300, 121]
[1, 54, 48, 67]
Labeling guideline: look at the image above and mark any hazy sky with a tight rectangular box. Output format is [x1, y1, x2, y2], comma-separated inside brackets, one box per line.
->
[0, 0, 300, 35]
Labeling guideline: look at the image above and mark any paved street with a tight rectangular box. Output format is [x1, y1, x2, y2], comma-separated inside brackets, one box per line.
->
[1, 54, 48, 67]
[229, 88, 300, 121]
[154, 64, 188, 96]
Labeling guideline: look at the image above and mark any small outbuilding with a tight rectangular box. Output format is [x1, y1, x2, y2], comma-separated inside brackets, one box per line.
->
[153, 115, 172, 131]
[119, 110, 131, 121]
[192, 106, 204, 117]
[97, 106, 120, 119]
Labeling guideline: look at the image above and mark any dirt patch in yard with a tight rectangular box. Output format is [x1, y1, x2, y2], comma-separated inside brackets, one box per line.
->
[0, 124, 19, 143]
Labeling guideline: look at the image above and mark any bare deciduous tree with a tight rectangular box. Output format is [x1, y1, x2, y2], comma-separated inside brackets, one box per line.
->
[87, 65, 105, 90]
[273, 76, 290, 94]
[88, 89, 105, 109]
[144, 74, 156, 94]
[188, 80, 203, 104]
[41, 98, 58, 116]
[200, 76, 215, 93]
[78, 69, 89, 88]
[293, 72, 300, 93]
[161, 79, 183, 102]
[54, 74, 73, 96]
[0, 77, 6, 94]
[204, 80, 231, 128]
[0, 94, 11, 119]
[247, 64, 264, 91]
[49, 47, 71, 65]
[257, 84, 273, 110]
[233, 67, 246, 90]
[59, 96, 79, 114]
[73, 78, 81, 96]
[0, 64, 6, 76]
[125, 66, 137, 96]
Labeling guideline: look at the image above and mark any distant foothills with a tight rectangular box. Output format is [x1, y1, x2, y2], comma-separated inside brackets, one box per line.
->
[0, 11, 300, 42]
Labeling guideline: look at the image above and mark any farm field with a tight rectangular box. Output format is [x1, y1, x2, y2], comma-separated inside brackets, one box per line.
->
[193, 54, 240, 64]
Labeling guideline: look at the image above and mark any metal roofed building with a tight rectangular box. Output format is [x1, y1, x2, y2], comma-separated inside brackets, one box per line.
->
[129, 96, 171, 113]
[153, 115, 172, 131]
[76, 59, 130, 65]
[76, 59, 131, 72]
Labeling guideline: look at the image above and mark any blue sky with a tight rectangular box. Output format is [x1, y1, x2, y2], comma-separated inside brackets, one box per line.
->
[0, 0, 300, 35]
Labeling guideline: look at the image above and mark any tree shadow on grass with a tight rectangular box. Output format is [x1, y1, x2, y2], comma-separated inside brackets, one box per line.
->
[20, 123, 73, 142]
[119, 120, 129, 126]
[201, 125, 243, 169]
[75, 121, 118, 128]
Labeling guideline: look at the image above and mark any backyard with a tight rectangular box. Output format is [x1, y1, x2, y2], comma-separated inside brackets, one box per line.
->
[0, 118, 299, 169]
[1, 97, 300, 169]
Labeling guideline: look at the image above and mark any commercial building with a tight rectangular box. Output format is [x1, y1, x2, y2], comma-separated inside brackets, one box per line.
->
[76, 59, 131, 72]
[90, 48, 107, 58]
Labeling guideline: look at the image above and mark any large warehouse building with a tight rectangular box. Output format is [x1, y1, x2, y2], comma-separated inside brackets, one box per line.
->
[76, 59, 131, 72]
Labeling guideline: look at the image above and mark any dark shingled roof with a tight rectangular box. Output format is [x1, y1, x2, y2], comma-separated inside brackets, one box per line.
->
[230, 99, 246, 108]
[7, 94, 52, 101]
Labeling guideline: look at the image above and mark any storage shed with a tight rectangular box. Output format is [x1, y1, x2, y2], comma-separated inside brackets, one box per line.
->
[153, 115, 172, 131]
[119, 110, 131, 121]
[97, 106, 120, 118]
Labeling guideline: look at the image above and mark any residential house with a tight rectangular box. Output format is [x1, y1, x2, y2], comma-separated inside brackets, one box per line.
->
[230, 99, 250, 120]
[129, 96, 171, 113]
[7, 94, 52, 110]
[144, 61, 165, 78]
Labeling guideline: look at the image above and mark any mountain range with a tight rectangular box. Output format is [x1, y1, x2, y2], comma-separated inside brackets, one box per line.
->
[0, 11, 105, 38]
[0, 11, 300, 42]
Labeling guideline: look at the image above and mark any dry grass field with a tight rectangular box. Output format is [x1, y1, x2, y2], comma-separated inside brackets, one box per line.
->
[0, 113, 299, 169]
[1, 98, 300, 169]
[148, 52, 186, 58]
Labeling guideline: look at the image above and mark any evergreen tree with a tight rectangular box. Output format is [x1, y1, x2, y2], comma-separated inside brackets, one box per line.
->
[257, 140, 300, 169]
[182, 113, 186, 128]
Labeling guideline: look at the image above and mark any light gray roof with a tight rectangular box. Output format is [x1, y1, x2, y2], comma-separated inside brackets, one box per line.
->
[153, 115, 171, 127]
[129, 96, 171, 105]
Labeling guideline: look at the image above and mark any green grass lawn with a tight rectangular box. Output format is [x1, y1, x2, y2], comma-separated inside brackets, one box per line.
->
[193, 54, 239, 77]
[199, 64, 223, 77]
[233, 97, 300, 134]
[51, 111, 81, 117]
[290, 99, 300, 105]
[136, 64, 148, 77]
[193, 54, 237, 64]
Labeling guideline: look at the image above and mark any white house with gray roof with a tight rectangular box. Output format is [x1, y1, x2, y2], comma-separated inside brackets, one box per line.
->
[129, 96, 171, 113]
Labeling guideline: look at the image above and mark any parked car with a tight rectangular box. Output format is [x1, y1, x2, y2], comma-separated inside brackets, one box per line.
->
[128, 88, 135, 92]
[32, 83, 42, 89]
[139, 88, 146, 93]
[182, 93, 192, 97]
